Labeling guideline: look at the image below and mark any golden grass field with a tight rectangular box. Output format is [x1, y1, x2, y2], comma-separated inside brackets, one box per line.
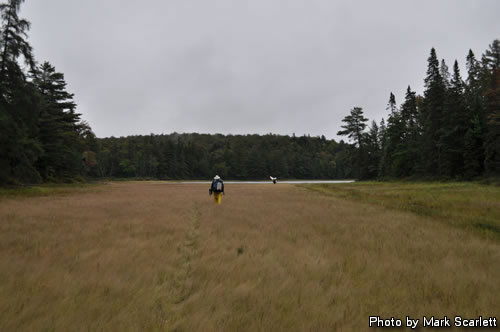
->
[0, 182, 499, 331]
[302, 181, 500, 240]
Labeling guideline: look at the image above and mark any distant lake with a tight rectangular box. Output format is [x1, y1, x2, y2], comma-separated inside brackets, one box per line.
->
[176, 180, 355, 184]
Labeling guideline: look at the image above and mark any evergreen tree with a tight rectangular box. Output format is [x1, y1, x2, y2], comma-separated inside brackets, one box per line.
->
[377, 118, 387, 176]
[393, 86, 420, 176]
[464, 49, 486, 175]
[463, 116, 484, 178]
[401, 86, 419, 138]
[440, 59, 451, 90]
[0, 0, 41, 184]
[421, 48, 446, 176]
[380, 93, 407, 177]
[364, 120, 381, 178]
[33, 62, 83, 180]
[337, 107, 368, 148]
[479, 54, 493, 90]
[466, 50, 481, 91]
[440, 60, 468, 177]
[378, 118, 387, 147]
[484, 39, 500, 69]
[0, 0, 34, 80]
[79, 120, 99, 177]
[484, 68, 500, 175]
[337, 107, 368, 179]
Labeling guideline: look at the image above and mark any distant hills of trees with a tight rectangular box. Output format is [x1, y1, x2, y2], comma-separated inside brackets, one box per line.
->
[0, 0, 498, 184]
[91, 133, 352, 180]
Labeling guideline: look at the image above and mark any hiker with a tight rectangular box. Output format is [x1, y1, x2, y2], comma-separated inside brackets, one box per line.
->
[209, 175, 224, 204]
[270, 176, 277, 184]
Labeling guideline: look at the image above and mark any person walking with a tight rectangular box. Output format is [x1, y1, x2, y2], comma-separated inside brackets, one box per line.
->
[209, 175, 224, 204]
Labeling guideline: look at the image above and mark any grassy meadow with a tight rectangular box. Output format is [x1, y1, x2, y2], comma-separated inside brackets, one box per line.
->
[302, 181, 500, 240]
[0, 181, 498, 331]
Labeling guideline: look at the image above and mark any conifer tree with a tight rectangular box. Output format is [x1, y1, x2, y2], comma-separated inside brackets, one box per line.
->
[464, 50, 486, 175]
[440, 60, 467, 177]
[33, 61, 83, 180]
[463, 116, 484, 178]
[393, 86, 420, 176]
[377, 118, 387, 176]
[380, 94, 396, 176]
[0, 0, 41, 184]
[337, 107, 368, 179]
[484, 39, 500, 69]
[421, 48, 446, 176]
[466, 50, 481, 92]
[440, 59, 451, 90]
[337, 107, 368, 148]
[0, 0, 34, 80]
[364, 120, 381, 178]
[484, 67, 500, 175]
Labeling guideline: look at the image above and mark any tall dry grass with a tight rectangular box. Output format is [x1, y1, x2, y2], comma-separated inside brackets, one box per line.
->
[302, 181, 500, 239]
[0, 182, 498, 331]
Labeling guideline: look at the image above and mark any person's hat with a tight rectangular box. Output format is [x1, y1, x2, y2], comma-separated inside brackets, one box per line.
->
[214, 175, 220, 180]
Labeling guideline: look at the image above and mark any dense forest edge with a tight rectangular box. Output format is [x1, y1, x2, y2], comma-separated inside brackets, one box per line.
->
[0, 0, 499, 185]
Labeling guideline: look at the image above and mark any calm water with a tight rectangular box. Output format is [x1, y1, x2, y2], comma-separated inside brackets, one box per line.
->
[176, 180, 355, 184]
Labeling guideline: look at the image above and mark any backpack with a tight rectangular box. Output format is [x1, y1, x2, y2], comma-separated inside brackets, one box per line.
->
[212, 180, 223, 192]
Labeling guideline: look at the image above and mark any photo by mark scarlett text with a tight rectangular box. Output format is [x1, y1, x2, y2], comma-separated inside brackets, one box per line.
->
[369, 315, 497, 329]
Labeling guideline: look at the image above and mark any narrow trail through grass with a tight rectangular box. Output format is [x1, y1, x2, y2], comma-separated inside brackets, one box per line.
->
[155, 202, 201, 329]
[174, 204, 201, 304]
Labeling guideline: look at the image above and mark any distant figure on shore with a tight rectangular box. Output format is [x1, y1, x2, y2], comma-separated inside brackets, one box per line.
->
[209, 175, 224, 204]
[270, 176, 277, 184]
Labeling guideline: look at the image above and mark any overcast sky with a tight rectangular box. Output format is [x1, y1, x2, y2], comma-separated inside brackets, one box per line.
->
[21, 0, 500, 140]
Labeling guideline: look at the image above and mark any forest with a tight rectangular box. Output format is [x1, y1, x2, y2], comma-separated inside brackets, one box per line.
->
[338, 44, 499, 180]
[0, 0, 498, 184]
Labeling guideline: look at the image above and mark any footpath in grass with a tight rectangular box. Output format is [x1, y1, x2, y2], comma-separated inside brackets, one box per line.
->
[302, 181, 500, 240]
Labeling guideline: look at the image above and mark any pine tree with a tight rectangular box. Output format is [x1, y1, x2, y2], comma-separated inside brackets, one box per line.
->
[464, 50, 486, 175]
[0, 0, 34, 81]
[337, 107, 368, 148]
[377, 118, 387, 177]
[381, 93, 409, 177]
[484, 39, 500, 69]
[393, 86, 420, 177]
[337, 107, 368, 179]
[0, 0, 41, 184]
[484, 68, 500, 175]
[463, 116, 484, 178]
[421, 48, 446, 176]
[479, 54, 493, 90]
[378, 118, 387, 147]
[440, 60, 468, 177]
[33, 61, 84, 180]
[364, 120, 381, 178]
[401, 86, 419, 139]
[466, 50, 481, 92]
[440, 59, 451, 90]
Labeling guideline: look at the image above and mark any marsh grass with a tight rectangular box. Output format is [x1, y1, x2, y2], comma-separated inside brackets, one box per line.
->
[302, 181, 500, 240]
[0, 182, 498, 331]
[0, 183, 104, 200]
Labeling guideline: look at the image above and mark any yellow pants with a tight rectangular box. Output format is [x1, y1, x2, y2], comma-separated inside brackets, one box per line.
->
[213, 192, 222, 205]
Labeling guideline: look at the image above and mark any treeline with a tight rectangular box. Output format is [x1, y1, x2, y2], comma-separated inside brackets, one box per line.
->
[92, 133, 354, 180]
[0, 0, 96, 185]
[338, 40, 500, 180]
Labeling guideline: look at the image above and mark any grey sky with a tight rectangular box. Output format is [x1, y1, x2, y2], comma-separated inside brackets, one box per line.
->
[21, 0, 500, 139]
